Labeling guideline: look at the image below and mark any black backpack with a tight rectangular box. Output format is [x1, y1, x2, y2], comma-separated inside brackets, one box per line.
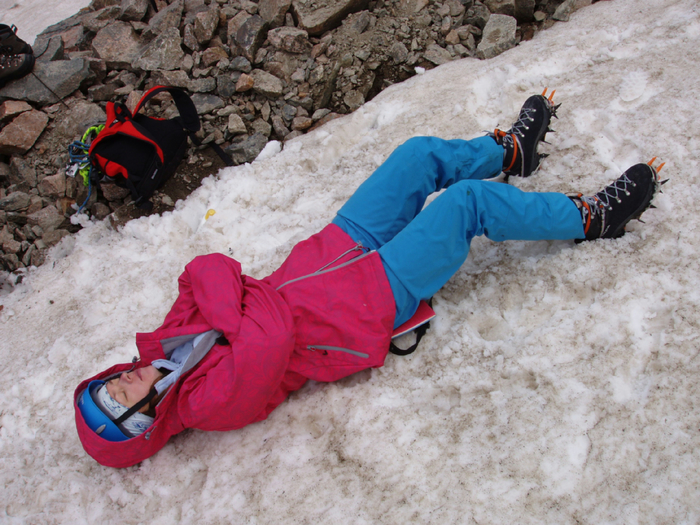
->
[88, 85, 231, 210]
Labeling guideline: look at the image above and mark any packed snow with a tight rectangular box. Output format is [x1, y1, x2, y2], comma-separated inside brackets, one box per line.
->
[0, 0, 90, 45]
[1, 0, 700, 523]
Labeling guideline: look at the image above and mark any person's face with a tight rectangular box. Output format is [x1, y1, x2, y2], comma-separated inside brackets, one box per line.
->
[105, 365, 161, 412]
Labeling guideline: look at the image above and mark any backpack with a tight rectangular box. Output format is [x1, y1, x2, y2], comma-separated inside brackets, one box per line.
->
[88, 85, 231, 210]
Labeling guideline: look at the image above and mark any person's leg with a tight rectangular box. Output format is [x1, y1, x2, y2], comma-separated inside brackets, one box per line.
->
[332, 135, 503, 251]
[380, 180, 584, 327]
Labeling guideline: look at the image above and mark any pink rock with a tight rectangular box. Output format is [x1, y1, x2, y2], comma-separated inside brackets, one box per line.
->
[0, 110, 49, 155]
[236, 73, 255, 92]
[0, 101, 32, 123]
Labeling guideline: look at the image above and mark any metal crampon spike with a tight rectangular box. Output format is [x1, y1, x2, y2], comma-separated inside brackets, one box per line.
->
[660, 179, 669, 185]
[649, 204, 657, 209]
[539, 153, 549, 159]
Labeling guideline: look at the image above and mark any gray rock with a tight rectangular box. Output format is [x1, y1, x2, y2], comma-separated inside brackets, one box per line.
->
[0, 110, 49, 156]
[424, 43, 453, 65]
[552, 0, 589, 22]
[483, 0, 515, 17]
[251, 118, 272, 136]
[465, 2, 491, 29]
[228, 114, 248, 134]
[224, 132, 268, 164]
[477, 13, 517, 59]
[183, 24, 199, 52]
[42, 229, 70, 246]
[38, 173, 66, 198]
[92, 22, 143, 69]
[34, 35, 65, 63]
[191, 93, 225, 114]
[345, 10, 371, 34]
[292, 0, 370, 36]
[234, 15, 268, 62]
[230, 56, 253, 73]
[9, 158, 36, 187]
[250, 69, 284, 98]
[227, 11, 253, 47]
[87, 83, 118, 102]
[259, 0, 293, 28]
[271, 114, 290, 137]
[0, 59, 92, 106]
[90, 203, 112, 220]
[119, 0, 150, 21]
[26, 205, 65, 232]
[144, 0, 184, 40]
[55, 101, 107, 140]
[388, 41, 409, 64]
[100, 183, 131, 202]
[150, 69, 191, 88]
[343, 90, 364, 110]
[188, 77, 217, 93]
[194, 7, 220, 44]
[82, 6, 122, 33]
[267, 27, 312, 54]
[0, 192, 31, 212]
[217, 75, 237, 98]
[133, 27, 185, 71]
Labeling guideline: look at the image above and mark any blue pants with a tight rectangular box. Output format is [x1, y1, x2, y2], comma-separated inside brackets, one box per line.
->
[332, 136, 585, 328]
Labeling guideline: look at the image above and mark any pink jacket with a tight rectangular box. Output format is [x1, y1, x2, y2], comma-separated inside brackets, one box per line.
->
[74, 224, 395, 468]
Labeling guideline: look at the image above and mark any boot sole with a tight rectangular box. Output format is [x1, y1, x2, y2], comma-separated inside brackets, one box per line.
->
[0, 53, 34, 89]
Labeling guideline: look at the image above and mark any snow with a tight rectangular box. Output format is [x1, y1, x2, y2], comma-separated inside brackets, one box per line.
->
[2, 0, 700, 522]
[0, 0, 91, 46]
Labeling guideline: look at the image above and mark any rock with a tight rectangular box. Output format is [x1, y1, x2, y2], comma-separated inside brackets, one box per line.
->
[271, 114, 290, 137]
[234, 15, 268, 62]
[27, 195, 44, 214]
[100, 182, 131, 201]
[236, 73, 255, 92]
[133, 27, 185, 71]
[388, 41, 409, 64]
[267, 27, 312, 54]
[2, 238, 22, 255]
[144, 0, 184, 40]
[0, 192, 31, 212]
[227, 11, 252, 47]
[483, 0, 515, 17]
[194, 7, 220, 45]
[343, 90, 364, 110]
[251, 118, 272, 136]
[292, 0, 370, 36]
[553, 0, 590, 21]
[38, 173, 66, 198]
[0, 101, 32, 123]
[92, 22, 143, 69]
[230, 56, 253, 73]
[42, 229, 70, 246]
[81, 6, 122, 33]
[445, 29, 461, 45]
[27, 205, 65, 232]
[183, 24, 199, 52]
[34, 35, 65, 63]
[201, 46, 229, 67]
[191, 93, 225, 114]
[150, 70, 191, 89]
[188, 77, 217, 93]
[0, 59, 92, 106]
[0, 110, 49, 156]
[291, 116, 313, 130]
[250, 69, 284, 98]
[228, 114, 248, 134]
[9, 157, 37, 187]
[259, 0, 293, 28]
[514, 0, 536, 22]
[91, 202, 112, 220]
[119, 0, 150, 21]
[217, 74, 237, 98]
[424, 43, 453, 65]
[345, 10, 371, 33]
[224, 132, 268, 164]
[55, 101, 107, 140]
[465, 2, 491, 29]
[477, 14, 517, 59]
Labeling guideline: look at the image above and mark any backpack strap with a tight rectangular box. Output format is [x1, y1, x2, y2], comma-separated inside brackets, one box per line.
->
[134, 85, 201, 133]
[389, 298, 434, 356]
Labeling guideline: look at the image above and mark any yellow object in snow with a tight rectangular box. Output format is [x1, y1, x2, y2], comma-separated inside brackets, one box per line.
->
[205, 209, 216, 220]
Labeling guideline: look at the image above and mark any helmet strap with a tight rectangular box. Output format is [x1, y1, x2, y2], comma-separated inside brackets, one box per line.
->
[113, 388, 158, 426]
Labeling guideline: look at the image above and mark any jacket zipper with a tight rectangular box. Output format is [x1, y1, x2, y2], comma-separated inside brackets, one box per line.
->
[307, 345, 369, 359]
[275, 242, 370, 291]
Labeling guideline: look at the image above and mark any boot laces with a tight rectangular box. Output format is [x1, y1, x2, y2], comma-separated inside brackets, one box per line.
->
[593, 172, 637, 210]
[508, 107, 537, 137]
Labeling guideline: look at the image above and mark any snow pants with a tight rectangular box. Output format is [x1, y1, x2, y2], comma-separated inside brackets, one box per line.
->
[332, 136, 585, 328]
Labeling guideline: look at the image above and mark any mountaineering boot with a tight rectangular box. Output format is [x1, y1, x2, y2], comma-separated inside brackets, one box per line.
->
[0, 24, 33, 56]
[570, 160, 666, 240]
[490, 88, 559, 178]
[0, 53, 35, 89]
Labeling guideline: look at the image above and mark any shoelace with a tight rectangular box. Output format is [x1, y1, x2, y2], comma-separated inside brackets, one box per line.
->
[509, 107, 537, 137]
[593, 172, 636, 210]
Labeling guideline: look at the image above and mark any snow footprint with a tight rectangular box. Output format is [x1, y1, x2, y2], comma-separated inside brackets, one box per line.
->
[619, 70, 648, 102]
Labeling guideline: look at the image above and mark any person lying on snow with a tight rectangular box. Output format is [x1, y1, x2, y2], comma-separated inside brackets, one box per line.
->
[75, 91, 665, 468]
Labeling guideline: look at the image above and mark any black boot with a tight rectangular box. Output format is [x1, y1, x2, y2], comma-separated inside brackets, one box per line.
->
[490, 89, 559, 178]
[0, 53, 35, 89]
[570, 161, 665, 240]
[0, 24, 33, 56]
